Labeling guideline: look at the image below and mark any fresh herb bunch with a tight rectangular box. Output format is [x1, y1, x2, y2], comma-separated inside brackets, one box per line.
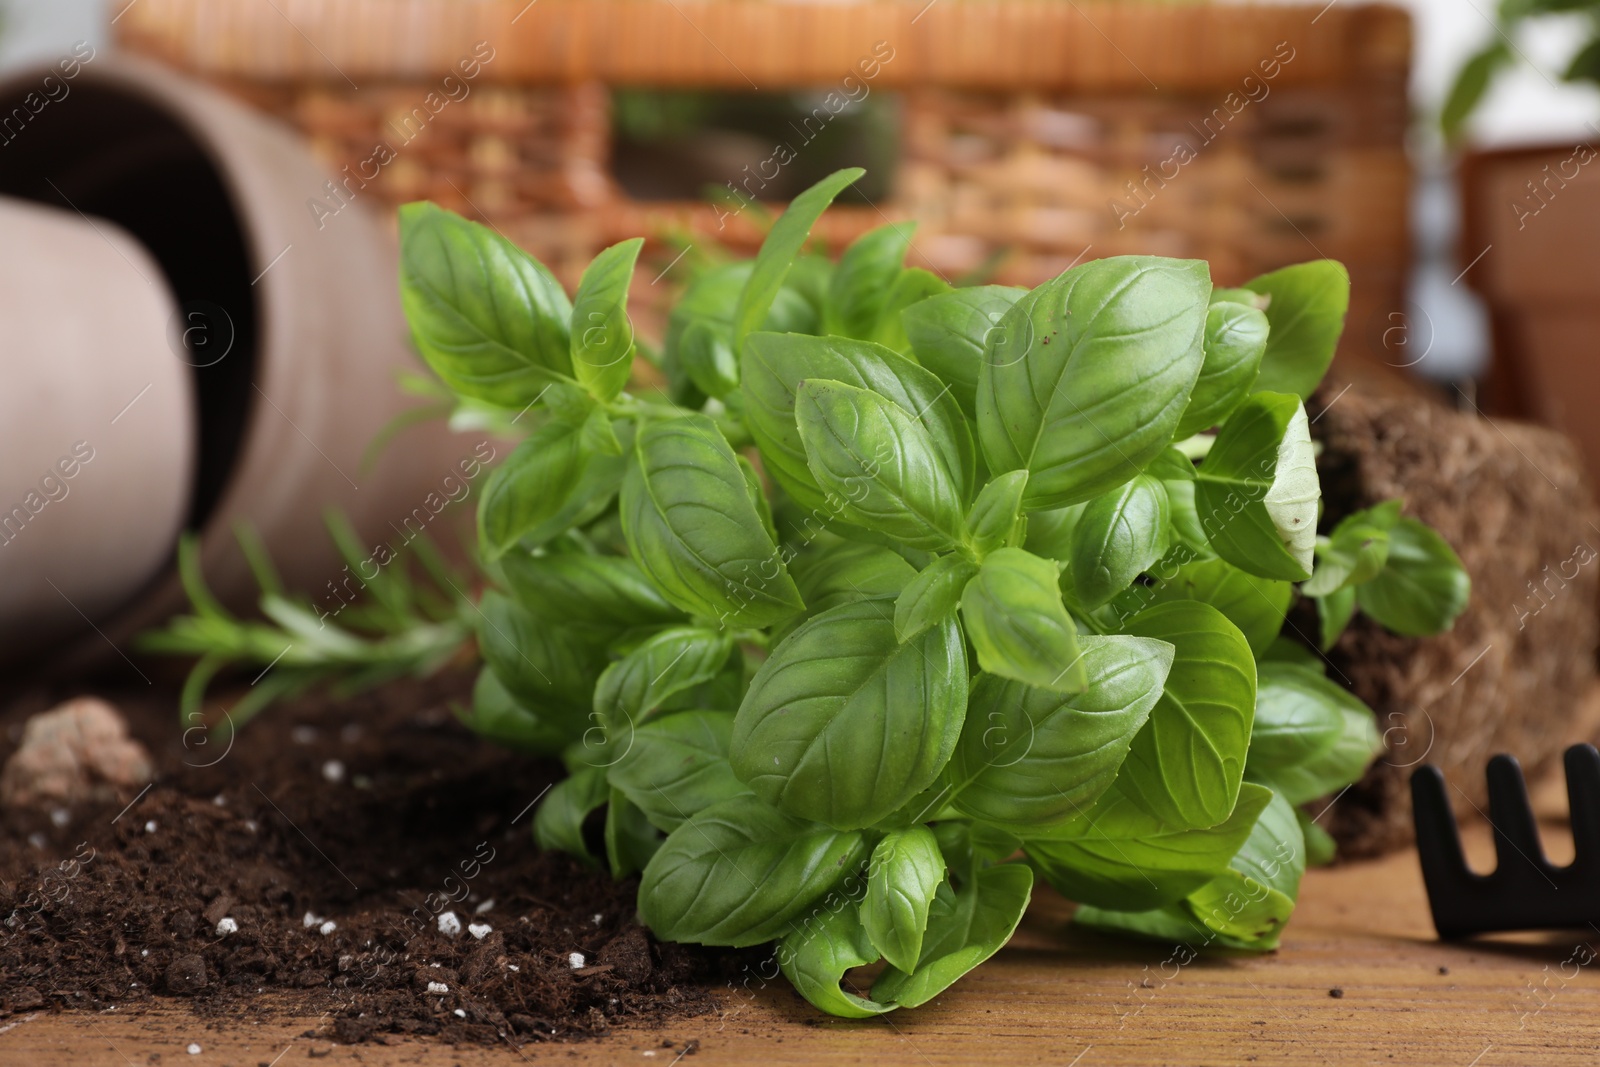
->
[395, 167, 1470, 1016]
[147, 164, 1469, 1014]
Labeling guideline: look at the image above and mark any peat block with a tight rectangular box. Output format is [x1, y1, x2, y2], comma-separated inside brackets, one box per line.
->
[1311, 383, 1599, 856]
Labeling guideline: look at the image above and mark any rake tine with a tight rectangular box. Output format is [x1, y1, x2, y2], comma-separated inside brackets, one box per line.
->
[1485, 753, 1547, 875]
[1411, 764, 1472, 907]
[1563, 744, 1600, 875]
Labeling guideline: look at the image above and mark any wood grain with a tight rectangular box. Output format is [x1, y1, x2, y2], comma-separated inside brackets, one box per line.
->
[4, 821, 1596, 1066]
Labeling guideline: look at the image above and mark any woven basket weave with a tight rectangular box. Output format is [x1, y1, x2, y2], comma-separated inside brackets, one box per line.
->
[116, 0, 1412, 366]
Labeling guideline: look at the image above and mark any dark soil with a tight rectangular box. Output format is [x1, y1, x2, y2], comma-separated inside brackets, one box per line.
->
[0, 665, 727, 1047]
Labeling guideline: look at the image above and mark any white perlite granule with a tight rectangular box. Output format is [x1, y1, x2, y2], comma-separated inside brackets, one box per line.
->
[319, 920, 337, 936]
[437, 911, 462, 937]
[427, 981, 449, 994]
[468, 922, 492, 940]
[568, 952, 586, 969]
[215, 917, 238, 936]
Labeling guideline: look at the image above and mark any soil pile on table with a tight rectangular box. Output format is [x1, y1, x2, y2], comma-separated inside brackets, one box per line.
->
[0, 669, 726, 1046]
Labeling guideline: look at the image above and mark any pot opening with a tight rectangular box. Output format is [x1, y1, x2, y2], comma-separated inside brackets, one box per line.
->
[0, 80, 258, 531]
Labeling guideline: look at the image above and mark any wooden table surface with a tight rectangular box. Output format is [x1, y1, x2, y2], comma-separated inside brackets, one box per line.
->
[5, 820, 1596, 1066]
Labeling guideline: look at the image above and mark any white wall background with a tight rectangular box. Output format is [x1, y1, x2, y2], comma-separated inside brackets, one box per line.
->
[3, 0, 1595, 379]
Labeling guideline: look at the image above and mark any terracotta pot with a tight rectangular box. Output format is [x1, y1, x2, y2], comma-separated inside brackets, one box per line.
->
[0, 55, 471, 671]
[0, 198, 193, 663]
[1462, 141, 1600, 484]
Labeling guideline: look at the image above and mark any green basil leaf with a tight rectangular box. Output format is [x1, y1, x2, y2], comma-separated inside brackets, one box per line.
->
[894, 555, 978, 643]
[1072, 901, 1259, 950]
[870, 864, 1033, 1008]
[968, 470, 1030, 557]
[732, 599, 969, 829]
[533, 766, 608, 863]
[605, 786, 662, 879]
[861, 826, 947, 972]
[790, 541, 917, 622]
[1194, 391, 1319, 581]
[785, 254, 834, 320]
[930, 821, 1024, 883]
[795, 379, 969, 551]
[1316, 585, 1357, 650]
[778, 902, 896, 1018]
[1355, 517, 1471, 636]
[477, 591, 602, 715]
[1243, 260, 1350, 399]
[1261, 634, 1323, 668]
[477, 416, 626, 560]
[637, 796, 867, 947]
[1117, 601, 1256, 829]
[977, 256, 1210, 509]
[1068, 474, 1171, 609]
[398, 202, 573, 406]
[621, 414, 803, 627]
[593, 626, 733, 742]
[1253, 692, 1381, 806]
[570, 238, 642, 401]
[737, 455, 779, 544]
[960, 547, 1087, 693]
[1184, 788, 1302, 946]
[500, 552, 682, 632]
[678, 317, 740, 399]
[901, 286, 1028, 417]
[455, 666, 576, 755]
[609, 711, 745, 832]
[742, 332, 976, 512]
[1175, 300, 1269, 437]
[826, 222, 914, 339]
[1302, 525, 1387, 597]
[1134, 556, 1291, 657]
[733, 168, 864, 347]
[1211, 286, 1266, 308]
[1245, 662, 1354, 772]
[1443, 40, 1511, 141]
[1298, 808, 1338, 867]
[1144, 446, 1197, 484]
[1303, 501, 1401, 596]
[664, 261, 815, 404]
[579, 402, 624, 456]
[1022, 502, 1086, 561]
[869, 268, 954, 354]
[1025, 781, 1272, 911]
[946, 634, 1173, 829]
[1145, 448, 1214, 560]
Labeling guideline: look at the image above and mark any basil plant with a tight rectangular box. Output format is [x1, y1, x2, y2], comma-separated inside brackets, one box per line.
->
[397, 168, 1469, 1017]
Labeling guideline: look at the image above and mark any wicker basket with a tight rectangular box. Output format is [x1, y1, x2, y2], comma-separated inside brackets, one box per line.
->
[116, 0, 1412, 366]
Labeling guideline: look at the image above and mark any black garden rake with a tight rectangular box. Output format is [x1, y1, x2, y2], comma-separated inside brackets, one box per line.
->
[1412, 744, 1600, 938]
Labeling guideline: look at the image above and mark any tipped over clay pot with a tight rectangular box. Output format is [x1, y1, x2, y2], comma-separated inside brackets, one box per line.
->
[0, 55, 470, 670]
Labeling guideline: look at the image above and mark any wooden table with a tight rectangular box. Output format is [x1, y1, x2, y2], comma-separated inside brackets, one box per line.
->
[5, 821, 1596, 1066]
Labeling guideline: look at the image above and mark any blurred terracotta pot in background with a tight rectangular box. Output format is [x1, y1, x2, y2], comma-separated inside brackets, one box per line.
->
[1463, 141, 1600, 486]
[0, 56, 469, 671]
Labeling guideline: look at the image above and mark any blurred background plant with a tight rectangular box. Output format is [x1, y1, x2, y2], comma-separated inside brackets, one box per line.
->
[1443, 0, 1600, 140]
